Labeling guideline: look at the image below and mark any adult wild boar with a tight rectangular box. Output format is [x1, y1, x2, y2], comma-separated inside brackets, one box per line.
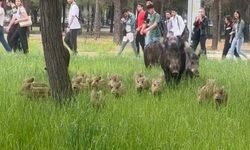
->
[160, 36, 186, 84]
[144, 41, 163, 68]
[185, 47, 199, 78]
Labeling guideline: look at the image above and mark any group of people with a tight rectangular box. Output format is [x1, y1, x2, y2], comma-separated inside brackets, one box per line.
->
[117, 0, 207, 57]
[117, 0, 248, 60]
[0, 0, 81, 55]
[222, 10, 248, 59]
[1, 0, 248, 60]
[0, 0, 29, 54]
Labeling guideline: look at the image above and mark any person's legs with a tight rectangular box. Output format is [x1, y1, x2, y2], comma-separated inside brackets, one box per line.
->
[200, 35, 207, 55]
[191, 39, 199, 52]
[227, 38, 237, 58]
[18, 27, 29, 54]
[222, 39, 230, 58]
[127, 32, 138, 57]
[70, 29, 79, 54]
[135, 32, 140, 54]
[0, 26, 11, 52]
[236, 38, 248, 59]
[140, 34, 145, 52]
[144, 32, 150, 47]
[64, 31, 72, 50]
[234, 48, 240, 58]
[117, 35, 129, 55]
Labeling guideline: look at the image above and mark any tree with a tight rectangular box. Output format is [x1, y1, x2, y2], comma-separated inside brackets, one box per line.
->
[211, 0, 219, 50]
[94, 0, 101, 39]
[40, 0, 72, 101]
[113, 0, 122, 44]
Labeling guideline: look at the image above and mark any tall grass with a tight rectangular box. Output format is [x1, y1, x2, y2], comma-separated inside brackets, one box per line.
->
[0, 36, 250, 149]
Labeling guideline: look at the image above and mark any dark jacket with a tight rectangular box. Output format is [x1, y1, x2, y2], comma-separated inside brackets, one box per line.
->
[193, 16, 209, 37]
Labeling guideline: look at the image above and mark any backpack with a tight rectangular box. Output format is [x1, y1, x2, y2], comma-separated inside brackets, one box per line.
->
[158, 19, 165, 37]
[177, 15, 189, 41]
[76, 7, 84, 24]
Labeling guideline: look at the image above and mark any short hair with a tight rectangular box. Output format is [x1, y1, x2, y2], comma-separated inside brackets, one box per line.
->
[225, 15, 232, 22]
[171, 8, 177, 12]
[147, 4, 154, 9]
[122, 9, 129, 14]
[138, 3, 144, 8]
[165, 10, 171, 14]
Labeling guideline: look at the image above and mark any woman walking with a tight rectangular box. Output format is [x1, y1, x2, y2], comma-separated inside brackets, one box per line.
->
[0, 0, 11, 52]
[6, 0, 29, 54]
[226, 10, 248, 59]
[222, 15, 239, 58]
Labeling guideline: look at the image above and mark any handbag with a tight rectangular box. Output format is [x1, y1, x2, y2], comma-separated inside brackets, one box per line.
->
[19, 16, 32, 27]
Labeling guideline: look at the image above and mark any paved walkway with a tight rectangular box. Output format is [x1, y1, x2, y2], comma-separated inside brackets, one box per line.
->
[207, 50, 250, 60]
[30, 34, 250, 60]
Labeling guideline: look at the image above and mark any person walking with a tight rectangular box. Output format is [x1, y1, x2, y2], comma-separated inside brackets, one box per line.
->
[163, 10, 173, 41]
[6, 0, 29, 54]
[222, 15, 239, 58]
[117, 9, 138, 56]
[6, 1, 20, 52]
[0, 0, 11, 52]
[191, 7, 208, 57]
[140, 0, 153, 47]
[227, 10, 248, 59]
[135, 3, 145, 54]
[169, 8, 185, 37]
[64, 0, 81, 55]
[142, 4, 161, 46]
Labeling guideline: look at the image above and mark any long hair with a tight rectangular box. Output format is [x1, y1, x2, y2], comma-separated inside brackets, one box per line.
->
[234, 10, 241, 22]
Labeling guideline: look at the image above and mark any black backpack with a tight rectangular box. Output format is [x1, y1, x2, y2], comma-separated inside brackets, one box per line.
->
[177, 16, 189, 41]
[158, 19, 165, 37]
[76, 8, 84, 24]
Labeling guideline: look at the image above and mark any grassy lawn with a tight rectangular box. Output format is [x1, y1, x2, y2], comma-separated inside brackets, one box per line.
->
[0, 36, 250, 149]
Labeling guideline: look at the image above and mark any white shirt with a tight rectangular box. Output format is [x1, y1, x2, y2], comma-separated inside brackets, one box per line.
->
[170, 15, 185, 37]
[68, 2, 81, 29]
[15, 6, 26, 20]
[0, 7, 5, 26]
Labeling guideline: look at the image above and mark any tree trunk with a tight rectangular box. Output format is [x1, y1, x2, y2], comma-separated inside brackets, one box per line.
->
[87, 1, 90, 32]
[62, 1, 66, 32]
[211, 0, 219, 50]
[40, 0, 72, 101]
[113, 0, 122, 44]
[110, 3, 114, 33]
[91, 4, 95, 32]
[218, 0, 222, 42]
[94, 0, 101, 39]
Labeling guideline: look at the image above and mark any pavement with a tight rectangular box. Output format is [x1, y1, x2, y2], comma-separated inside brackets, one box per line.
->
[29, 34, 250, 60]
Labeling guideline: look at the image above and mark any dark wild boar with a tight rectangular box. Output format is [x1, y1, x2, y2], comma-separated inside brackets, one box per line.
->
[185, 47, 199, 78]
[144, 41, 163, 68]
[160, 36, 186, 84]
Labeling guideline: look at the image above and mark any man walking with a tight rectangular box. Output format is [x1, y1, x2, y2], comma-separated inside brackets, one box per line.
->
[163, 10, 173, 41]
[117, 9, 138, 57]
[135, 3, 145, 54]
[64, 0, 81, 55]
[142, 4, 161, 46]
[169, 8, 185, 37]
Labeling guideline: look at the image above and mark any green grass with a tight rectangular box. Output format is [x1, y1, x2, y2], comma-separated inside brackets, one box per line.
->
[0, 36, 250, 149]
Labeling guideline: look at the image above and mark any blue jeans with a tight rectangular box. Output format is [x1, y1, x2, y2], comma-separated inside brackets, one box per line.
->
[227, 38, 247, 59]
[0, 26, 11, 52]
[145, 33, 160, 46]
